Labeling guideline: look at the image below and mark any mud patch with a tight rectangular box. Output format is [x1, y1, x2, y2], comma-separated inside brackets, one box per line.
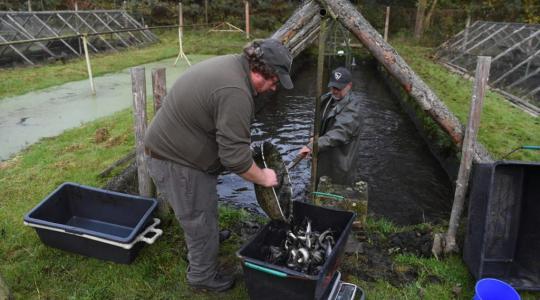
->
[94, 128, 110, 143]
[341, 226, 433, 286]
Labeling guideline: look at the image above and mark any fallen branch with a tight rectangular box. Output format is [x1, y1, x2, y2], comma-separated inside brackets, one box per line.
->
[98, 150, 135, 178]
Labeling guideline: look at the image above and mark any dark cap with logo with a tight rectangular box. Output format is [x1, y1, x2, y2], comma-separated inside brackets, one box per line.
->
[328, 67, 352, 90]
[258, 39, 294, 90]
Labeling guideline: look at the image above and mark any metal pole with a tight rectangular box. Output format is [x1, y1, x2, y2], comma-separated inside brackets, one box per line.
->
[74, 1, 78, 11]
[245, 1, 250, 40]
[28, 0, 32, 12]
[82, 34, 96, 95]
[311, 18, 328, 203]
[384, 6, 390, 41]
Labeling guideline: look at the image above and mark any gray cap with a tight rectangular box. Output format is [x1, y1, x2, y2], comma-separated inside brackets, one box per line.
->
[328, 67, 352, 90]
[259, 39, 294, 90]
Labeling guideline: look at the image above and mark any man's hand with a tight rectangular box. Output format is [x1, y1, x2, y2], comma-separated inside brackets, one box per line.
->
[240, 162, 278, 187]
[298, 145, 312, 156]
[259, 168, 278, 187]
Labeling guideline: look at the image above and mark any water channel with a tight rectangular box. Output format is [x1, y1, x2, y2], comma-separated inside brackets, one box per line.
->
[218, 60, 453, 225]
[0, 56, 211, 161]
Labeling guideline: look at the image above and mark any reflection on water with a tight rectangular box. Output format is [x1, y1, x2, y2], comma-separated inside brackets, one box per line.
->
[218, 60, 452, 225]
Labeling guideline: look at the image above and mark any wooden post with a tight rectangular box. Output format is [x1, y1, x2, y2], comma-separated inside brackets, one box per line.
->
[205, 0, 208, 25]
[311, 18, 328, 202]
[414, 0, 426, 39]
[443, 56, 491, 254]
[174, 2, 191, 66]
[384, 6, 390, 42]
[151, 68, 166, 114]
[151, 68, 168, 212]
[82, 34, 96, 95]
[131, 67, 153, 197]
[462, 14, 471, 51]
[245, 1, 250, 40]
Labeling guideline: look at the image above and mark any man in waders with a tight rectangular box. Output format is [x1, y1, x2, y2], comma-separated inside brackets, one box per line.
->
[298, 66, 361, 185]
[144, 39, 293, 292]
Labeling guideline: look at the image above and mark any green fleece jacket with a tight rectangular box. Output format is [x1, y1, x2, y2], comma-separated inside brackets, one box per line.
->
[144, 54, 257, 175]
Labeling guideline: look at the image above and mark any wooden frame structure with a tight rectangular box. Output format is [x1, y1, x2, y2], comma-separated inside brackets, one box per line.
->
[436, 21, 540, 113]
[0, 10, 158, 66]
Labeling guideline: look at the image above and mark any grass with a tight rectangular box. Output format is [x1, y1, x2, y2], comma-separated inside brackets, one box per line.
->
[391, 39, 540, 162]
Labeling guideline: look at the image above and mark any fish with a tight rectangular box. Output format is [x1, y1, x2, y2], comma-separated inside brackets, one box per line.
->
[252, 141, 293, 222]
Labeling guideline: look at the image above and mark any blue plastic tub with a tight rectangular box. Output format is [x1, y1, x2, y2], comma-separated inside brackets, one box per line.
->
[24, 182, 162, 263]
[473, 278, 521, 300]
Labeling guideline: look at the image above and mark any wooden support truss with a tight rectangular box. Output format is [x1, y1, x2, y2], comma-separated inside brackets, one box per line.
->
[437, 21, 540, 112]
[0, 10, 158, 66]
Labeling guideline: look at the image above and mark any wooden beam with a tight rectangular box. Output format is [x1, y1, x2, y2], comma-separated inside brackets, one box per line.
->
[318, 0, 491, 163]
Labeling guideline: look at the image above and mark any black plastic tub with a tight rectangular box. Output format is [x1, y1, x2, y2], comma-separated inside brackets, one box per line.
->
[464, 161, 540, 291]
[237, 201, 356, 300]
[24, 182, 162, 264]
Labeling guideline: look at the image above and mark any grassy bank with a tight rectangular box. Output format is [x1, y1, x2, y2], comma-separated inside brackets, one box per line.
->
[391, 39, 540, 162]
[0, 29, 259, 100]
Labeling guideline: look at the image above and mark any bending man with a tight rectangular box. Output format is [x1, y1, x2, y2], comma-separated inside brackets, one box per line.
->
[144, 39, 293, 292]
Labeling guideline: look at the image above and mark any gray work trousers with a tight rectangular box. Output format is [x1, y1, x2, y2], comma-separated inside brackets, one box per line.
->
[146, 156, 219, 284]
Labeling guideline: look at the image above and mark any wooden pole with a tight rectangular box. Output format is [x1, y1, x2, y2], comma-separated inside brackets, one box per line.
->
[174, 2, 191, 66]
[462, 14, 471, 51]
[151, 68, 166, 113]
[384, 6, 390, 42]
[414, 0, 426, 39]
[131, 67, 153, 197]
[151, 68, 167, 212]
[245, 1, 250, 40]
[82, 34, 96, 95]
[443, 56, 491, 254]
[205, 0, 208, 25]
[311, 18, 328, 202]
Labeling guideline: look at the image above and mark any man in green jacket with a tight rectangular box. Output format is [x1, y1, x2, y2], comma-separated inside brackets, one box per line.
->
[144, 39, 293, 292]
[299, 66, 361, 185]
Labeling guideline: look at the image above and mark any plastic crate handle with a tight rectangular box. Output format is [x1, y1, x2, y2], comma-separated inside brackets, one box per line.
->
[312, 191, 345, 201]
[136, 218, 163, 245]
[244, 261, 288, 278]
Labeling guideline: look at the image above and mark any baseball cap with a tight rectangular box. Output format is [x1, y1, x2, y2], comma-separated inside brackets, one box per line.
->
[328, 67, 352, 90]
[259, 39, 294, 90]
